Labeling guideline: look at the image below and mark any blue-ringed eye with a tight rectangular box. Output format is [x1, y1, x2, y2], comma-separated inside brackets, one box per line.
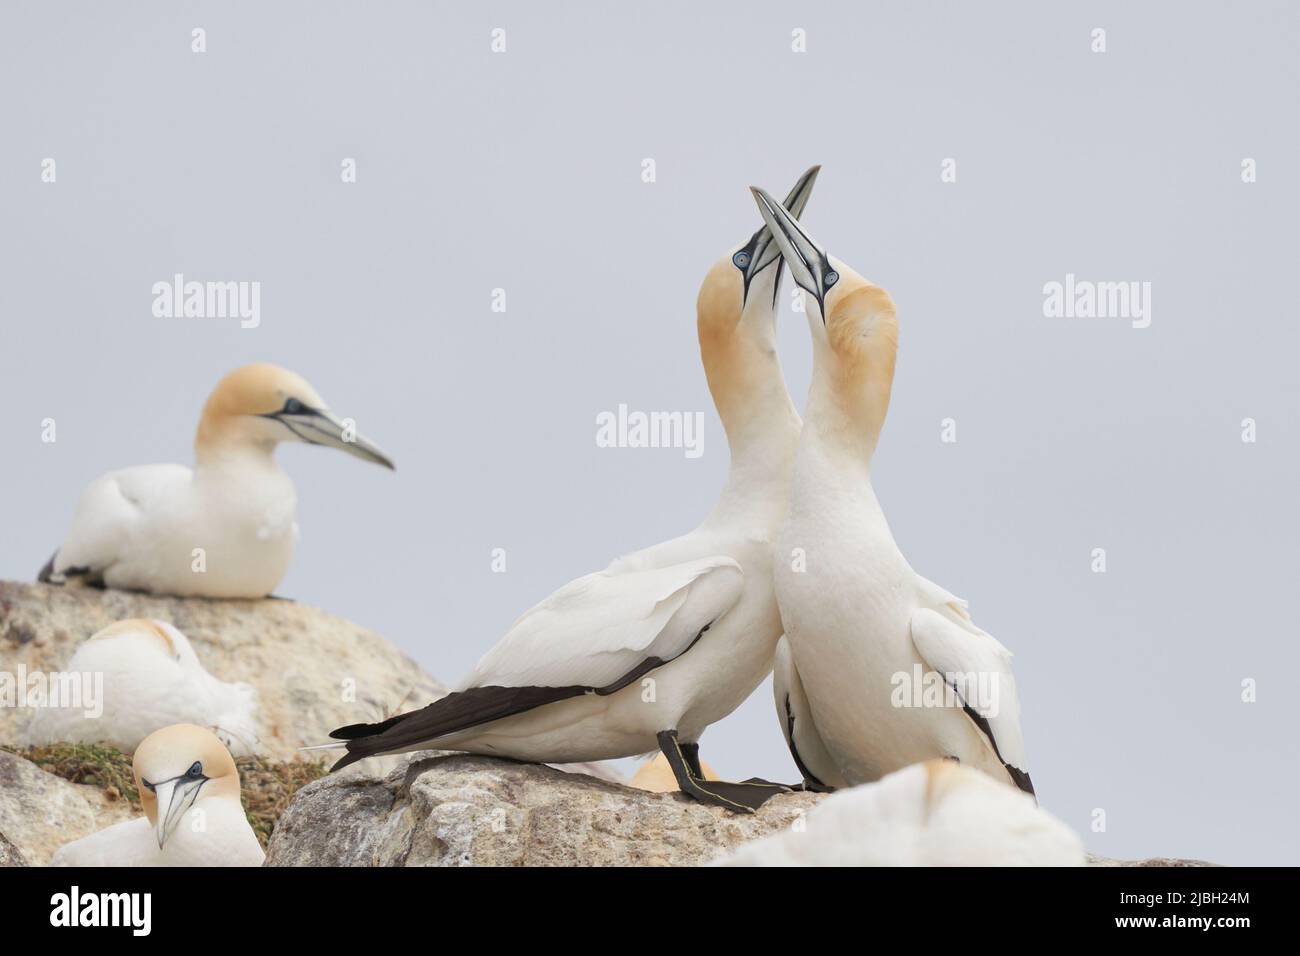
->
[186, 761, 203, 778]
[282, 398, 305, 415]
[824, 270, 839, 288]
[732, 251, 751, 269]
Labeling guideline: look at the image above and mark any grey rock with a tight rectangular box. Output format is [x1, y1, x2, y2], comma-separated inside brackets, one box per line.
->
[267, 753, 821, 867]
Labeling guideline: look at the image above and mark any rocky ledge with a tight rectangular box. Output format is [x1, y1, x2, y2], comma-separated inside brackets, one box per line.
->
[266, 752, 1214, 868]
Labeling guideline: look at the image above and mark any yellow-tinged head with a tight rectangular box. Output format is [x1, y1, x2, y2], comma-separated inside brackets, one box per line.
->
[134, 723, 241, 849]
[750, 186, 899, 439]
[696, 168, 819, 440]
[195, 363, 394, 469]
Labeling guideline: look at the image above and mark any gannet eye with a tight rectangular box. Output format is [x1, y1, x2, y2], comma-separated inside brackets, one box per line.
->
[824, 270, 839, 288]
[186, 761, 204, 779]
[282, 397, 306, 415]
[732, 250, 751, 270]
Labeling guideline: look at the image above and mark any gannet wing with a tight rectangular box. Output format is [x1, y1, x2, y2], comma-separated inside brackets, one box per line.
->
[328, 555, 744, 769]
[42, 464, 190, 580]
[773, 636, 845, 790]
[51, 817, 159, 867]
[909, 606, 1034, 795]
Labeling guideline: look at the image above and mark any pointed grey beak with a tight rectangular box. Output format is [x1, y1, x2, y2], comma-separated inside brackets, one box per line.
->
[749, 185, 840, 320]
[150, 775, 206, 849]
[272, 407, 396, 470]
[735, 165, 820, 304]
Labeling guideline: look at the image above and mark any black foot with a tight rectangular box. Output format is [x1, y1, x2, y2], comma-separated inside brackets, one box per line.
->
[680, 741, 704, 779]
[657, 730, 791, 814]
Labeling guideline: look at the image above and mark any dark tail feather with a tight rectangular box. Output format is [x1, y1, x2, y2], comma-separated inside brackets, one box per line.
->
[327, 683, 588, 773]
[1007, 765, 1036, 798]
[37, 551, 57, 583]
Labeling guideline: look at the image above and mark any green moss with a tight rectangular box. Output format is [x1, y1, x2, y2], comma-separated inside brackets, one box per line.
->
[5, 742, 327, 850]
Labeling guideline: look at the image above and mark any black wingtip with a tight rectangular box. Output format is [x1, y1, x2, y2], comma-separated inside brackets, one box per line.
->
[1007, 765, 1036, 798]
[329, 714, 406, 740]
[37, 551, 56, 583]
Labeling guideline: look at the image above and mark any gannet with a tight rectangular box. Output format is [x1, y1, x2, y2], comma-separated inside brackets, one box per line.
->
[718, 760, 1082, 866]
[52, 724, 264, 867]
[752, 187, 1036, 795]
[23, 619, 259, 756]
[773, 636, 847, 792]
[324, 168, 822, 812]
[38, 363, 393, 598]
[628, 752, 719, 793]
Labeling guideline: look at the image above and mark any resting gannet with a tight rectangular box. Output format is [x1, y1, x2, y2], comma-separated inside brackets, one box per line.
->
[718, 760, 1082, 866]
[38, 363, 393, 598]
[324, 168, 821, 812]
[23, 619, 259, 756]
[52, 724, 264, 867]
[628, 752, 719, 793]
[752, 187, 1035, 795]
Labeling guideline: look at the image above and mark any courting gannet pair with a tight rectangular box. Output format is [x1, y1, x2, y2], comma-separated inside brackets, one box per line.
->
[718, 761, 1080, 866]
[324, 168, 823, 812]
[23, 619, 259, 756]
[752, 188, 1035, 795]
[39, 363, 393, 598]
[52, 724, 264, 867]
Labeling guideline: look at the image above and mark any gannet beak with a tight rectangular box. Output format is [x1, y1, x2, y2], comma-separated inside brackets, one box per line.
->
[749, 185, 839, 321]
[148, 773, 207, 849]
[269, 406, 396, 470]
[736, 165, 821, 305]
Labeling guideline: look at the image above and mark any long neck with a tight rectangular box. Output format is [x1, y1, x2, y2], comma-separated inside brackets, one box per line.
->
[800, 325, 894, 468]
[699, 318, 802, 521]
[194, 412, 279, 472]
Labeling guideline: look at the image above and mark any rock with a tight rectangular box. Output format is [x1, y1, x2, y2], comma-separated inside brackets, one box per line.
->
[1, 830, 27, 867]
[267, 753, 1218, 868]
[266, 753, 822, 866]
[0, 580, 445, 762]
[0, 749, 137, 866]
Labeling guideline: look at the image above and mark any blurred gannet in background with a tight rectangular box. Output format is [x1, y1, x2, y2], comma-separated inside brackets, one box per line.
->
[38, 363, 393, 598]
[629, 752, 719, 793]
[23, 619, 259, 756]
[752, 188, 1035, 795]
[324, 168, 822, 812]
[52, 724, 264, 867]
[718, 760, 1082, 866]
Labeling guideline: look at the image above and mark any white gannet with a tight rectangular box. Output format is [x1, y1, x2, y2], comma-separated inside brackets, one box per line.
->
[773, 636, 848, 792]
[23, 618, 259, 756]
[52, 724, 264, 867]
[718, 760, 1083, 866]
[38, 362, 393, 598]
[751, 187, 1035, 795]
[324, 168, 821, 812]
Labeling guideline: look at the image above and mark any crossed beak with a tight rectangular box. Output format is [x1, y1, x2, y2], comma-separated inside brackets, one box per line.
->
[272, 406, 395, 470]
[150, 775, 207, 849]
[736, 165, 821, 305]
[749, 185, 839, 320]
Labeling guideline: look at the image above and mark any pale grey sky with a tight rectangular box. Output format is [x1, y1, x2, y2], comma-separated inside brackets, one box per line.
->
[1, 1, 1297, 864]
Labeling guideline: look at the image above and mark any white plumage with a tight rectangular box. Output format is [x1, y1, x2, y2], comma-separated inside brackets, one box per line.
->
[751, 186, 1035, 795]
[23, 619, 259, 757]
[717, 760, 1084, 867]
[40, 363, 392, 598]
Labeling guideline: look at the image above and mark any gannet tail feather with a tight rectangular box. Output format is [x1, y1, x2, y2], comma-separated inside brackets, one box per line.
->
[328, 683, 592, 772]
[37, 551, 56, 583]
